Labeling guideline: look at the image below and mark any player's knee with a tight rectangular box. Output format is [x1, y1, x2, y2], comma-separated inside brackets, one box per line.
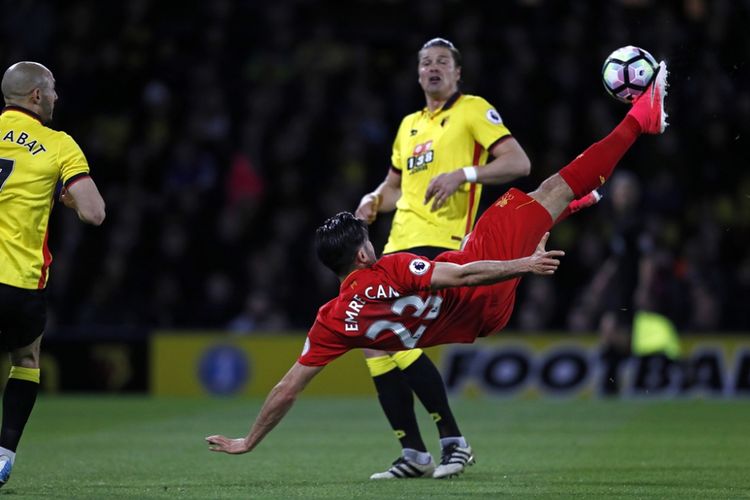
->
[529, 175, 573, 218]
[10, 343, 41, 369]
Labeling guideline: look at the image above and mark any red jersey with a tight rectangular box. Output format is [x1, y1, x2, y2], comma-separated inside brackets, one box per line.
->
[300, 189, 555, 367]
[298, 252, 515, 366]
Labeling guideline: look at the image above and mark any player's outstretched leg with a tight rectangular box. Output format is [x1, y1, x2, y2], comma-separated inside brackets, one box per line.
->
[531, 60, 669, 221]
[560, 59, 668, 200]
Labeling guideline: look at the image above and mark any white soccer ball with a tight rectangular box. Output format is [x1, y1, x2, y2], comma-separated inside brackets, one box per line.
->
[601, 46, 658, 103]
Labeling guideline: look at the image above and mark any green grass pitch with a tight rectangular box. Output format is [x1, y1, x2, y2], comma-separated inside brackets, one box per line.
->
[5, 396, 750, 498]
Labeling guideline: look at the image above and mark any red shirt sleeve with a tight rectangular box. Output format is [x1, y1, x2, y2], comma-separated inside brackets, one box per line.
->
[297, 320, 350, 367]
[377, 253, 435, 293]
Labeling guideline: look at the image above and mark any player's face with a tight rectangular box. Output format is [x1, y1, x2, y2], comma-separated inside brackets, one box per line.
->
[418, 47, 460, 99]
[37, 74, 58, 122]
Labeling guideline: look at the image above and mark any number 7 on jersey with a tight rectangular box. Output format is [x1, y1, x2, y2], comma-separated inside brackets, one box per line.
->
[0, 158, 15, 191]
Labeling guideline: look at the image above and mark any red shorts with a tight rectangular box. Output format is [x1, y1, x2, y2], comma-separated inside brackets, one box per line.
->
[440, 188, 554, 334]
[463, 188, 553, 261]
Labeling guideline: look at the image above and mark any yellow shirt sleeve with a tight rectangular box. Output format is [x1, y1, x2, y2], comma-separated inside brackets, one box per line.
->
[57, 132, 90, 184]
[466, 96, 511, 151]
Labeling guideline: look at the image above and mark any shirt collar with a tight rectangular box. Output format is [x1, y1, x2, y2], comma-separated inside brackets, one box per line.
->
[2, 105, 43, 124]
[424, 91, 462, 117]
[441, 91, 462, 111]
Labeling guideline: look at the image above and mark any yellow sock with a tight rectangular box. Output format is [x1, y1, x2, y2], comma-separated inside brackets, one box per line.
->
[9, 366, 40, 384]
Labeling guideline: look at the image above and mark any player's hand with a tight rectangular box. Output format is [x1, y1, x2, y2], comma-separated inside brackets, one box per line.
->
[205, 435, 252, 454]
[355, 193, 381, 224]
[59, 187, 77, 209]
[528, 232, 565, 275]
[424, 170, 466, 212]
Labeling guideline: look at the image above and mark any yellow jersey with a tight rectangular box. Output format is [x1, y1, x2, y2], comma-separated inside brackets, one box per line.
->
[384, 93, 512, 253]
[0, 107, 90, 289]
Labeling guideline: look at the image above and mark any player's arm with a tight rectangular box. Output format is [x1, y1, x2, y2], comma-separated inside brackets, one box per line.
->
[430, 233, 564, 290]
[424, 138, 530, 211]
[60, 177, 106, 226]
[355, 168, 402, 224]
[476, 137, 531, 184]
[205, 362, 324, 455]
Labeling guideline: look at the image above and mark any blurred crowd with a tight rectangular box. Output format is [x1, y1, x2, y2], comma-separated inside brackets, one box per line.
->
[2, 0, 747, 335]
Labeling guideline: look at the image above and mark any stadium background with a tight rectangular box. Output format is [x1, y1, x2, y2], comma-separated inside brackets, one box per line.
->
[1, 0, 748, 395]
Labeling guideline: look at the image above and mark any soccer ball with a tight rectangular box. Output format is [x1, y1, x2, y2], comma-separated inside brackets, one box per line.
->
[601, 46, 658, 103]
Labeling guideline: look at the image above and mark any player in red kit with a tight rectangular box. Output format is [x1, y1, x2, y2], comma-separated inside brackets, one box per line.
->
[206, 61, 669, 458]
[298, 231, 562, 366]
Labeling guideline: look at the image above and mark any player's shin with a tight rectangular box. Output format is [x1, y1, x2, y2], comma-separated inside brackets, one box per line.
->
[0, 366, 40, 486]
[558, 116, 641, 199]
[367, 356, 427, 452]
[399, 353, 462, 439]
[0, 367, 40, 453]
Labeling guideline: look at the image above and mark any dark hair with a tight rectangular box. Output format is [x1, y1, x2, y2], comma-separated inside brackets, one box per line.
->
[315, 212, 369, 275]
[420, 37, 462, 67]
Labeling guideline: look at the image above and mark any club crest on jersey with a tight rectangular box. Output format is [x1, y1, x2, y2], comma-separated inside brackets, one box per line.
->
[486, 108, 503, 125]
[409, 258, 431, 276]
[495, 192, 514, 207]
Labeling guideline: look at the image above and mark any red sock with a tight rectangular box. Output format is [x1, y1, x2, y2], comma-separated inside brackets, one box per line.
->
[559, 115, 641, 198]
[554, 191, 601, 224]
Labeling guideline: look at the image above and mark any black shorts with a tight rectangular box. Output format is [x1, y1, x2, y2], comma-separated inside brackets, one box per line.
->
[0, 283, 46, 350]
[385, 246, 448, 260]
